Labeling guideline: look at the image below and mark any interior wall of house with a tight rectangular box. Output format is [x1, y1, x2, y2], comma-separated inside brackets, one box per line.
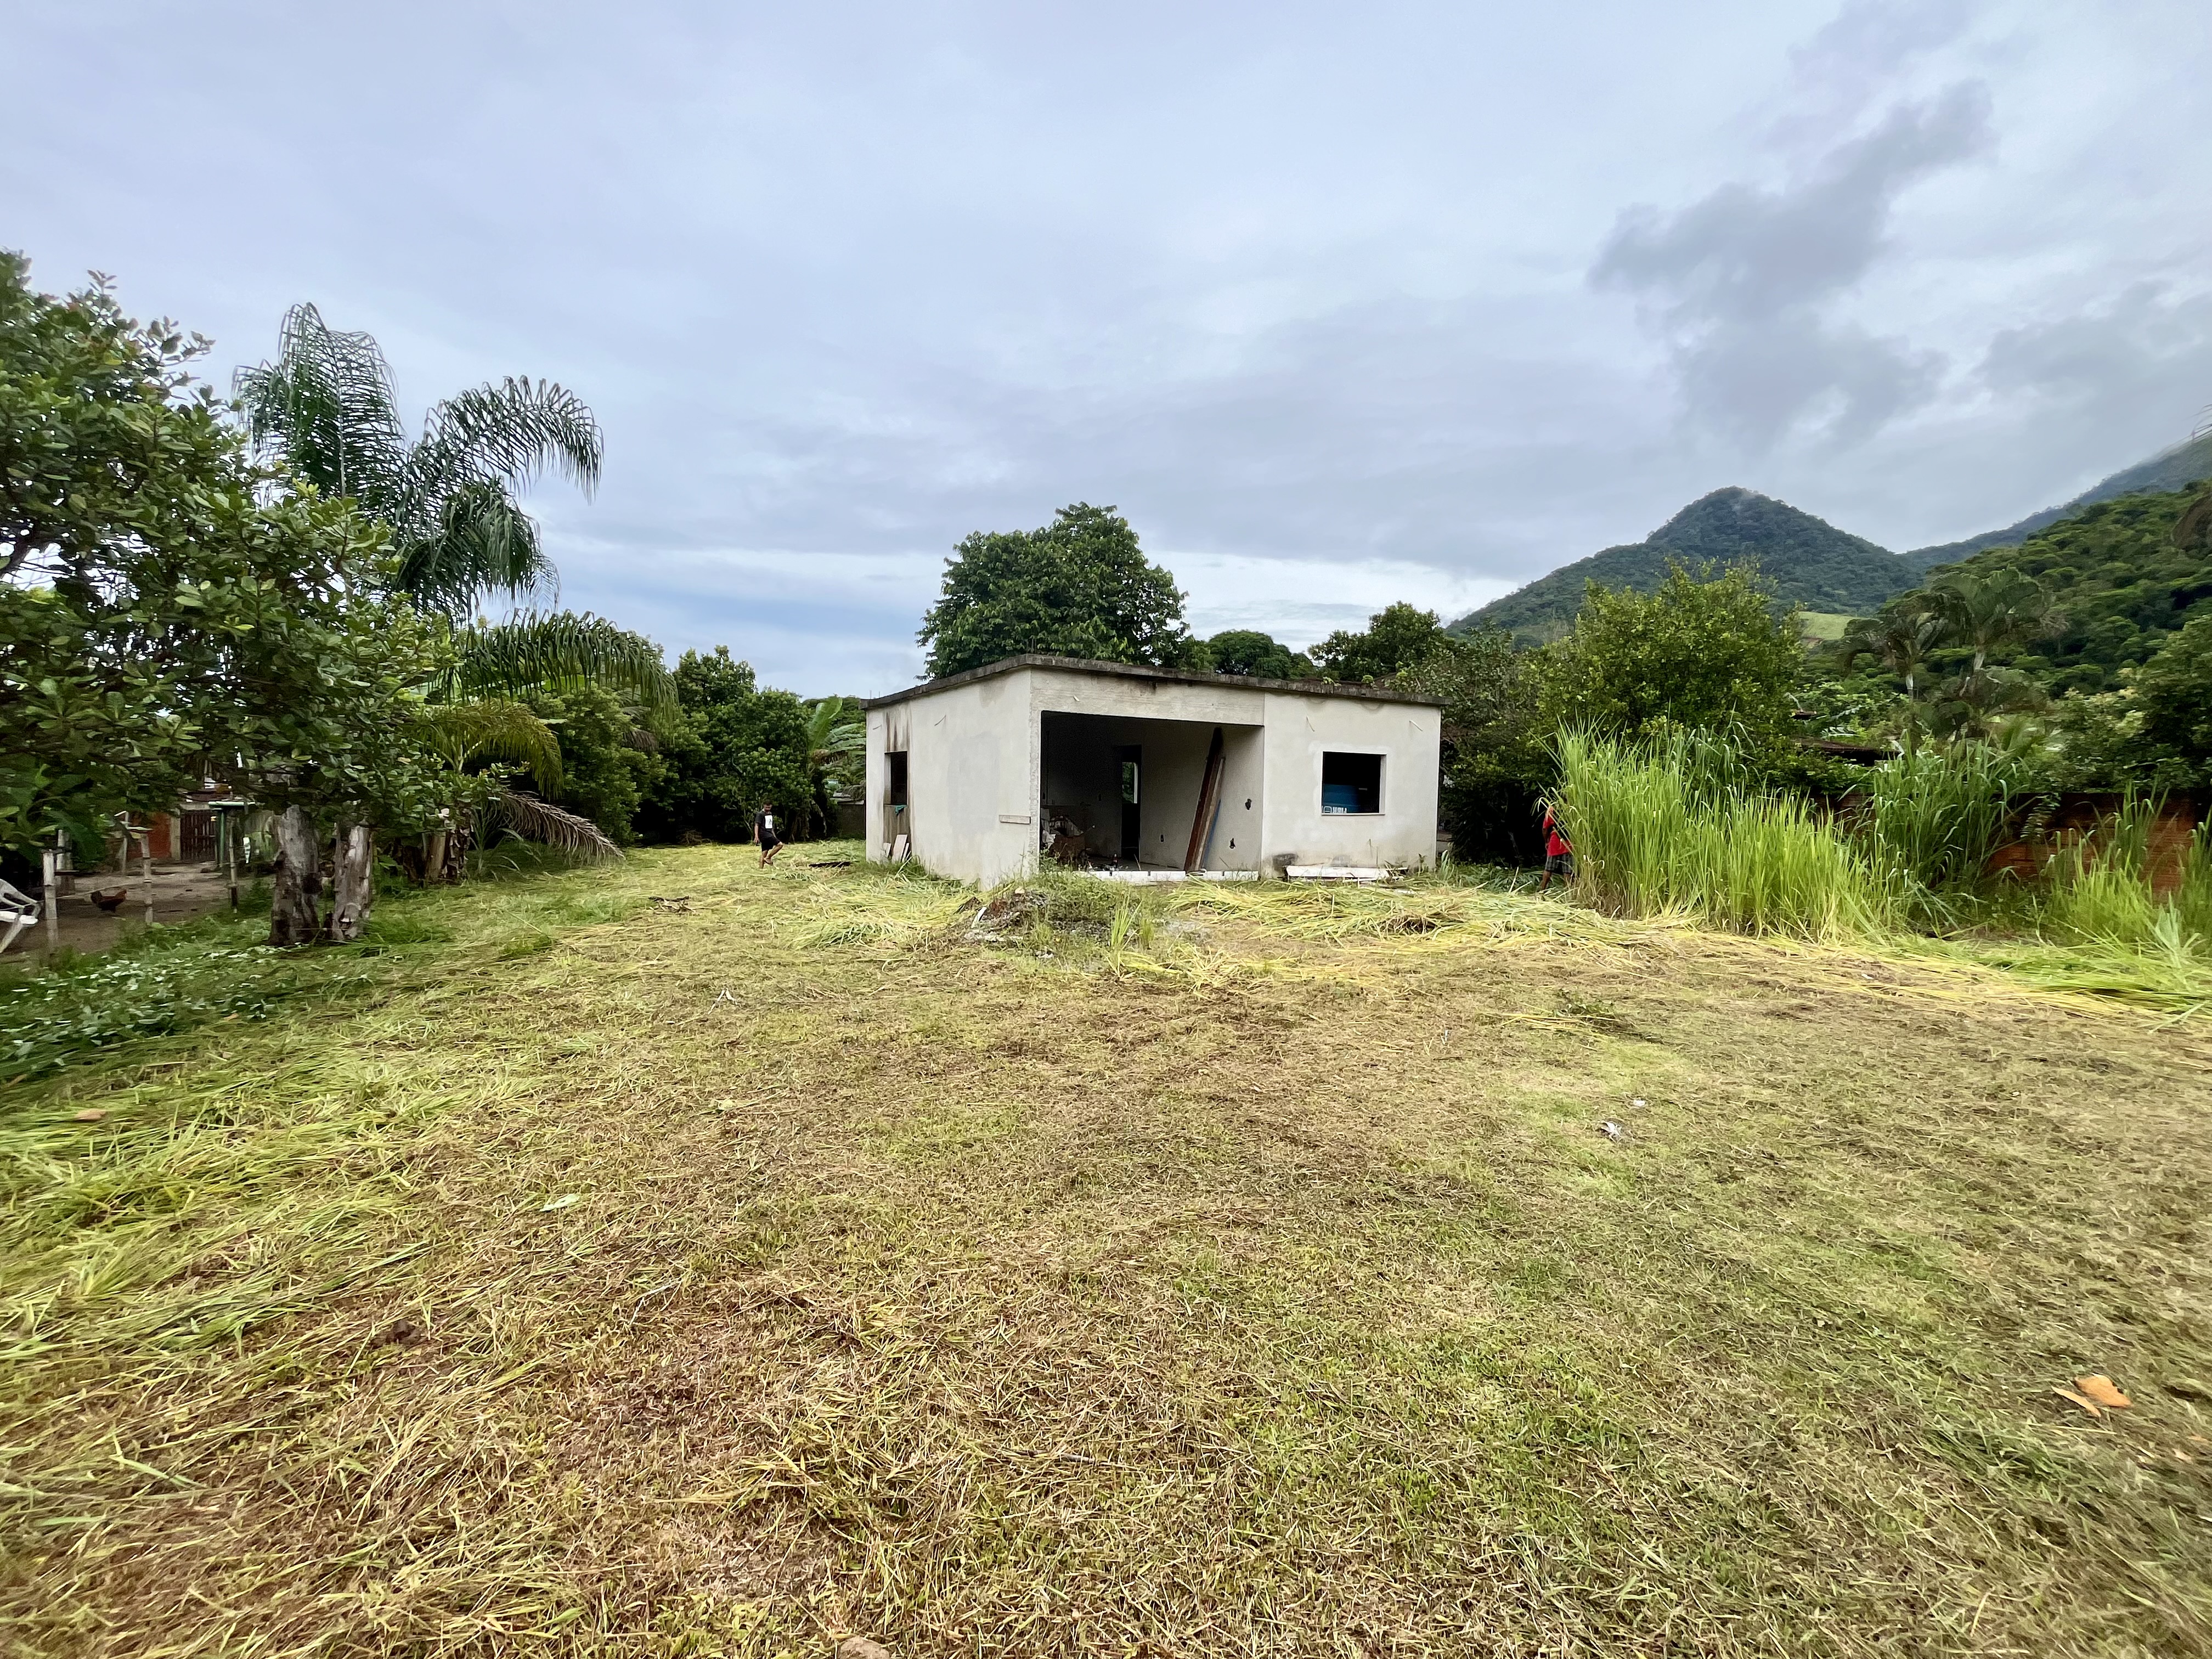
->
[1039, 713, 1263, 871]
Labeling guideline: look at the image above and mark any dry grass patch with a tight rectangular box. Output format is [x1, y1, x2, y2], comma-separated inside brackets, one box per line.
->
[3, 846, 2210, 1656]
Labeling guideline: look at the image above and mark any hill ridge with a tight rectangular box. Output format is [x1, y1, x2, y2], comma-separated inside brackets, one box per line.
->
[1452, 434, 2212, 642]
[1451, 486, 1912, 643]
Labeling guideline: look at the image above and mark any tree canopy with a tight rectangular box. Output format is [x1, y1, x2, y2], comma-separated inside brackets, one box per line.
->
[1541, 563, 1804, 741]
[1203, 629, 1314, 679]
[1312, 603, 1447, 682]
[0, 255, 455, 857]
[918, 504, 1197, 679]
[2131, 612, 2212, 775]
[638, 647, 819, 842]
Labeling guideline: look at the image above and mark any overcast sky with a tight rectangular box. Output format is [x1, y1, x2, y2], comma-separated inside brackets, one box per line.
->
[7, 2, 2208, 693]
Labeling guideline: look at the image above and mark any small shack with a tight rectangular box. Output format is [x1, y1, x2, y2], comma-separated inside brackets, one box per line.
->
[863, 654, 1443, 886]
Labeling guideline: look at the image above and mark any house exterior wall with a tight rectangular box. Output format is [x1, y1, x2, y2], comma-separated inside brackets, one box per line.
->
[866, 662, 1439, 883]
[1256, 692, 1441, 870]
[865, 669, 1040, 887]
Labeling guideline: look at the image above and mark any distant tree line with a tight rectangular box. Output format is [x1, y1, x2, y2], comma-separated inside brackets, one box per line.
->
[910, 474, 2212, 865]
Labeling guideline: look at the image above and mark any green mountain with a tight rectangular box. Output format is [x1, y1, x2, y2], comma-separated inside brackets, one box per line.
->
[1451, 436, 2212, 646]
[1906, 432, 2212, 566]
[1452, 488, 1919, 644]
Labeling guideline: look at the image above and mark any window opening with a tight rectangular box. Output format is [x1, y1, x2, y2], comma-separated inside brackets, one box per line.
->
[886, 751, 909, 807]
[1321, 752, 1381, 815]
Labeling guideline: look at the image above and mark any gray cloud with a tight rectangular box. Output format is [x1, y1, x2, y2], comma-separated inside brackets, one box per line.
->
[4, 3, 2207, 692]
[1592, 83, 1993, 447]
[1778, 0, 1976, 138]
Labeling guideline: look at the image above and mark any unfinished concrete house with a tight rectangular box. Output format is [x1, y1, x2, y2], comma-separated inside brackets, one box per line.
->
[862, 654, 1442, 886]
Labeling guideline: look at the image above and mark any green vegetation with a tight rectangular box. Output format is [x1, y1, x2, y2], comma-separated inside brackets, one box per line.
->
[918, 503, 1199, 678]
[1910, 488, 2211, 693]
[1798, 609, 1852, 641]
[1556, 729, 1906, 938]
[1454, 487, 1924, 644]
[1200, 627, 1315, 678]
[1393, 567, 1812, 864]
[636, 647, 821, 843]
[1311, 601, 1448, 681]
[1817, 488, 2212, 788]
[5, 848, 2210, 1655]
[1540, 563, 1805, 743]
[236, 303, 602, 618]
[1553, 727, 2212, 1012]
[0, 255, 460, 866]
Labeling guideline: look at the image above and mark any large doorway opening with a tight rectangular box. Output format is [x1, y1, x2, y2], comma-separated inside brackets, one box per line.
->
[1040, 713, 1261, 872]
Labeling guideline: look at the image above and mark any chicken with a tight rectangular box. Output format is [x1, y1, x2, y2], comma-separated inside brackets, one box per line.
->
[90, 888, 128, 913]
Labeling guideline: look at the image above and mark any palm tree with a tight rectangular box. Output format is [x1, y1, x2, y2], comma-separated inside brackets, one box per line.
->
[1927, 570, 2060, 695]
[236, 303, 602, 616]
[236, 306, 670, 929]
[802, 696, 867, 835]
[1836, 602, 1949, 755]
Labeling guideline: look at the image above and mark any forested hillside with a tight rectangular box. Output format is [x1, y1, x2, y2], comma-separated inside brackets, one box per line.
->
[1452, 487, 1920, 642]
[1908, 486, 2212, 692]
[1907, 432, 2212, 566]
[1454, 434, 2212, 648]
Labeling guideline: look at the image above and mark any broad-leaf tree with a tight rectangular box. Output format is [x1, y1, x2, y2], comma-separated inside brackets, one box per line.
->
[1205, 629, 1315, 679]
[1541, 562, 1804, 742]
[638, 648, 818, 843]
[918, 504, 1198, 679]
[0, 256, 456, 912]
[2132, 612, 2212, 778]
[1312, 603, 1447, 683]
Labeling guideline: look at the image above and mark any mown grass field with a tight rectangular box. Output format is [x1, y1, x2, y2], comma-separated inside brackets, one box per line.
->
[4, 845, 2210, 1657]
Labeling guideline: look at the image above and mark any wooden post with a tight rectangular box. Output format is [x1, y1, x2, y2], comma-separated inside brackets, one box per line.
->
[142, 827, 155, 930]
[1182, 726, 1227, 876]
[226, 811, 240, 911]
[42, 843, 60, 955]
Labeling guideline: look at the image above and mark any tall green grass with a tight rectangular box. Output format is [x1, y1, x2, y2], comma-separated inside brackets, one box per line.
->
[2041, 803, 2211, 963]
[1848, 744, 2031, 899]
[1556, 731, 2212, 992]
[1554, 730, 1910, 939]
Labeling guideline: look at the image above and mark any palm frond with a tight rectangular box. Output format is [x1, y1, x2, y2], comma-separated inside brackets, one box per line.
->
[488, 788, 623, 861]
[394, 480, 559, 613]
[233, 303, 408, 509]
[410, 377, 603, 499]
[448, 612, 676, 714]
[420, 698, 563, 793]
[803, 695, 862, 752]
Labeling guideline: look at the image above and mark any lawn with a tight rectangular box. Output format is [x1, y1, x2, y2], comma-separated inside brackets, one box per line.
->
[4, 845, 2209, 1657]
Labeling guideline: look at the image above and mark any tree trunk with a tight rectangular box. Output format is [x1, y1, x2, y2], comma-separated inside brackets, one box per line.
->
[327, 822, 374, 941]
[269, 805, 324, 946]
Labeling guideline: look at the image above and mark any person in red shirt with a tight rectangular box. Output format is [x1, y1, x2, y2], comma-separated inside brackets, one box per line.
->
[1538, 806, 1573, 890]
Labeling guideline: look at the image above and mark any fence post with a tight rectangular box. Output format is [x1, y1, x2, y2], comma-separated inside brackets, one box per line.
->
[42, 842, 59, 955]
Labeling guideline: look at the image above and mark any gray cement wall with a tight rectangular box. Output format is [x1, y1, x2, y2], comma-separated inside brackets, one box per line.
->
[867, 662, 1440, 884]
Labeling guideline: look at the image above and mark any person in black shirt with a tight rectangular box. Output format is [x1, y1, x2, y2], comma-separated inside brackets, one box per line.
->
[754, 805, 786, 866]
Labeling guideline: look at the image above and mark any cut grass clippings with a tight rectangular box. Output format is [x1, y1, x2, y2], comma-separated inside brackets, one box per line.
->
[4, 842, 2210, 1656]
